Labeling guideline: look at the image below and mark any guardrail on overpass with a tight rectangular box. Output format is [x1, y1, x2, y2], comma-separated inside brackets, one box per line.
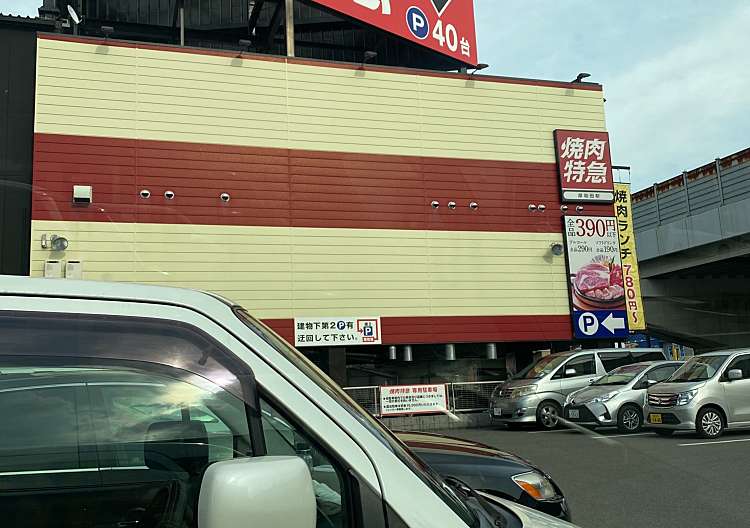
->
[633, 147, 750, 263]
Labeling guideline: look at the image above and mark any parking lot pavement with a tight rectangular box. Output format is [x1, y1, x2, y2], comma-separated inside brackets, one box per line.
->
[442, 425, 750, 528]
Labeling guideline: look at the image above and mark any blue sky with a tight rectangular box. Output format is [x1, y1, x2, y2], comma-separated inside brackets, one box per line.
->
[3, 1, 748, 191]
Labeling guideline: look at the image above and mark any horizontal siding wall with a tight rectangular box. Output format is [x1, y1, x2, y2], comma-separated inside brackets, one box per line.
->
[30, 220, 570, 320]
[32, 133, 614, 232]
[35, 37, 605, 164]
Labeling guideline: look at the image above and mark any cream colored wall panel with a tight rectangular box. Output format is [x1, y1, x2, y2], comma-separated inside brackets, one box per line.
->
[136, 101, 287, 121]
[31, 220, 574, 318]
[36, 38, 606, 164]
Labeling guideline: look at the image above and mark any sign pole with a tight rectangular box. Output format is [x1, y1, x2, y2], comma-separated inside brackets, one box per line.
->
[285, 0, 295, 57]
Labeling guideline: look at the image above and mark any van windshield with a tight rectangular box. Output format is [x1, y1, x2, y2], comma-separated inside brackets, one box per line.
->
[233, 308, 479, 527]
[668, 355, 729, 382]
[513, 354, 568, 379]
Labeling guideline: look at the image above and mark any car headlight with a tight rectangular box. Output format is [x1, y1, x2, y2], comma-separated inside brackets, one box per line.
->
[491, 384, 505, 399]
[676, 389, 698, 406]
[564, 391, 579, 406]
[589, 391, 618, 404]
[511, 471, 558, 501]
[511, 385, 538, 399]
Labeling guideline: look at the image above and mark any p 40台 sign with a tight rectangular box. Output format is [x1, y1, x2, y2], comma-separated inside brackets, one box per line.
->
[313, 0, 478, 66]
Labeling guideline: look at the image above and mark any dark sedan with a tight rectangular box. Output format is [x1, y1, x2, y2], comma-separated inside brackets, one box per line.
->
[397, 431, 570, 521]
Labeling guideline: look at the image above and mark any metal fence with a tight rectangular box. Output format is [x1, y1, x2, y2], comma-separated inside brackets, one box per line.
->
[343, 381, 504, 416]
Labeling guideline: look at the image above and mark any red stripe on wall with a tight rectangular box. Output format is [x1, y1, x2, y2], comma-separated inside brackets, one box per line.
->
[32, 133, 614, 232]
[263, 315, 573, 345]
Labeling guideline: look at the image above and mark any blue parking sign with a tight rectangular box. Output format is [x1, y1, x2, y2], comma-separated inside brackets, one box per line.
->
[573, 310, 628, 339]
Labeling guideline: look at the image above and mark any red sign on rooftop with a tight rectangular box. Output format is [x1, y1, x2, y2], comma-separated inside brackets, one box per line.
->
[312, 0, 478, 66]
[555, 130, 615, 203]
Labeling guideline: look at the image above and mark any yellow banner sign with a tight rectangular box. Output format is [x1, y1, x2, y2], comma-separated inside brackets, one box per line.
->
[614, 183, 646, 331]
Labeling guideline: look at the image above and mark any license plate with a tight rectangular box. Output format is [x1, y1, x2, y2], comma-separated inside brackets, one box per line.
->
[568, 409, 580, 419]
[649, 413, 663, 424]
[493, 408, 502, 416]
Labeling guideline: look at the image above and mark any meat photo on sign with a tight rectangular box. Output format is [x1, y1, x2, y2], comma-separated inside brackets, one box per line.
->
[572, 256, 625, 310]
[565, 216, 626, 312]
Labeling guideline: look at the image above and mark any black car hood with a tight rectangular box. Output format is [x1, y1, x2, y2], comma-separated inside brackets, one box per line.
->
[396, 431, 532, 469]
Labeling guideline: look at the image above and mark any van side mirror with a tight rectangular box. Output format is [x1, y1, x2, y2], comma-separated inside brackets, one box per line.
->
[727, 369, 742, 381]
[565, 368, 577, 377]
[647, 379, 658, 386]
[199, 456, 316, 528]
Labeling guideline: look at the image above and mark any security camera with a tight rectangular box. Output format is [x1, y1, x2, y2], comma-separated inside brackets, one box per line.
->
[140, 189, 151, 199]
[220, 192, 231, 203]
[448, 201, 457, 210]
[576, 205, 585, 213]
[560, 205, 569, 212]
[164, 190, 175, 200]
[538, 204, 547, 212]
[431, 200, 440, 209]
[469, 202, 479, 210]
[528, 204, 537, 212]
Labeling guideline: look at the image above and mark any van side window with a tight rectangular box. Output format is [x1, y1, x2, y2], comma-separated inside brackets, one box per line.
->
[633, 351, 667, 362]
[260, 397, 350, 528]
[561, 354, 595, 378]
[0, 313, 259, 528]
[726, 356, 750, 379]
[599, 352, 631, 371]
[0, 383, 91, 474]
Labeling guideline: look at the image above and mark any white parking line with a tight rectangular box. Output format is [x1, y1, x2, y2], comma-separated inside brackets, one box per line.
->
[526, 429, 575, 434]
[678, 438, 750, 447]
[591, 432, 653, 439]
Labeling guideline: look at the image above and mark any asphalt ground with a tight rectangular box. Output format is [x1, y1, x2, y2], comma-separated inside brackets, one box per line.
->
[443, 424, 750, 528]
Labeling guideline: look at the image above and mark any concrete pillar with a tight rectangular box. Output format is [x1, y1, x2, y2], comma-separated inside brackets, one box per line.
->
[324, 347, 347, 386]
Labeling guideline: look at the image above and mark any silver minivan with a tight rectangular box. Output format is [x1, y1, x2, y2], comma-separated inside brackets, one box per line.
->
[644, 350, 750, 438]
[489, 348, 666, 429]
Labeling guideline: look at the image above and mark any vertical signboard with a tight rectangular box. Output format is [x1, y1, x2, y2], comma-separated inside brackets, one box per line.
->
[614, 183, 646, 331]
[295, 316, 381, 347]
[311, 0, 478, 65]
[555, 130, 615, 203]
[563, 216, 629, 339]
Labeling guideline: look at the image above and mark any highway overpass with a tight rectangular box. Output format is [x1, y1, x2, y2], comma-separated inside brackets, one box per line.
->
[633, 147, 750, 351]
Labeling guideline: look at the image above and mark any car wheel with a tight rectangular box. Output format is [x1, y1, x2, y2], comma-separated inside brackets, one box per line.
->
[536, 401, 562, 430]
[617, 404, 643, 433]
[653, 429, 674, 437]
[696, 407, 724, 439]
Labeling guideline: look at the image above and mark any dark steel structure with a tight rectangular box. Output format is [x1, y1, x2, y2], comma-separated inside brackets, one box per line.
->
[0, 15, 55, 275]
[37, 0, 465, 69]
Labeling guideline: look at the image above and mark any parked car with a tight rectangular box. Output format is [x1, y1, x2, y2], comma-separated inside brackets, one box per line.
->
[0, 276, 582, 528]
[563, 361, 682, 432]
[489, 348, 666, 429]
[644, 350, 750, 438]
[397, 431, 571, 521]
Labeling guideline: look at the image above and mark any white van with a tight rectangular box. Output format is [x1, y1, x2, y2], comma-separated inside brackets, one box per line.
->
[0, 276, 579, 528]
[489, 348, 666, 429]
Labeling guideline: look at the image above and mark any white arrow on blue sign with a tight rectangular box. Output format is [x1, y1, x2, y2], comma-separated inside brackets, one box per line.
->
[573, 310, 629, 339]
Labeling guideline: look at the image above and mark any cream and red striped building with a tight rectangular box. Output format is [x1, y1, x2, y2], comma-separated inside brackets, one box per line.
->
[31, 34, 611, 348]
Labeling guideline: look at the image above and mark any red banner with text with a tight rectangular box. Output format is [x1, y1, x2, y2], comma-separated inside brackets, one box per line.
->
[312, 0, 478, 65]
